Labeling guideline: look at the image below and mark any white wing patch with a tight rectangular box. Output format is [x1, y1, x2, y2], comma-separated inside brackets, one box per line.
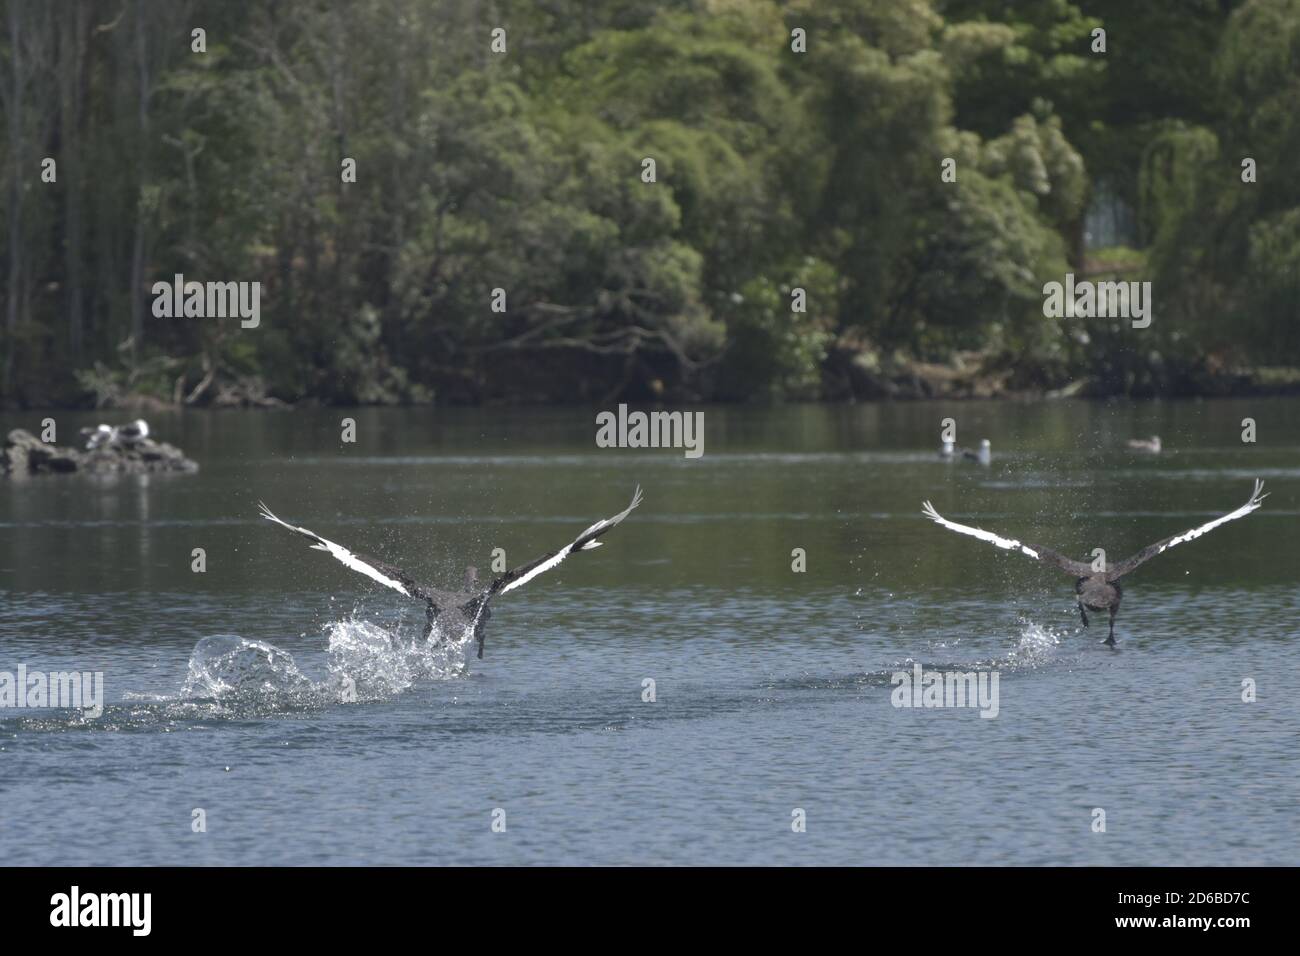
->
[1156, 479, 1267, 555]
[258, 502, 413, 597]
[921, 501, 1040, 559]
[498, 485, 644, 595]
[497, 549, 570, 595]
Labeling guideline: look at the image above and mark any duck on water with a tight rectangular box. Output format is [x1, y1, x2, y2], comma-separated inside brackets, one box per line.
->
[259, 486, 643, 659]
[963, 438, 992, 465]
[939, 438, 990, 464]
[1126, 435, 1162, 454]
[921, 480, 1267, 645]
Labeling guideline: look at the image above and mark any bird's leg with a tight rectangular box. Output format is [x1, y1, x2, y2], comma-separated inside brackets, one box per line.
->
[1078, 603, 1089, 627]
[472, 602, 490, 660]
[1104, 605, 1117, 647]
[424, 602, 438, 645]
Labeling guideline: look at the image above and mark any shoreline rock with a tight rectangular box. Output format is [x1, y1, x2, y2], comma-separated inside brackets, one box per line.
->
[2, 429, 199, 478]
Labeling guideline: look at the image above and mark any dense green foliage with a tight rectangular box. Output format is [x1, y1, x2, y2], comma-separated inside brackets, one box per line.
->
[0, 0, 1294, 407]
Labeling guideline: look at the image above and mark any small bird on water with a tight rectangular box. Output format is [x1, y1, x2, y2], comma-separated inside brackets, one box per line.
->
[962, 438, 991, 465]
[1126, 435, 1162, 454]
[258, 486, 643, 660]
[80, 418, 150, 451]
[920, 480, 1267, 646]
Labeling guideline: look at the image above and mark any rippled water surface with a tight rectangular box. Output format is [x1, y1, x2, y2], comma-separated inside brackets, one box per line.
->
[1, 401, 1297, 864]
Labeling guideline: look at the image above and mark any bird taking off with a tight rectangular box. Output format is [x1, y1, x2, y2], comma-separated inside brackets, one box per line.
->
[920, 480, 1267, 646]
[258, 486, 644, 660]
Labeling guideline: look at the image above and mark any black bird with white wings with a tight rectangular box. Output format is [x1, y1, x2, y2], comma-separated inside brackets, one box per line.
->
[921, 480, 1268, 645]
[259, 486, 643, 659]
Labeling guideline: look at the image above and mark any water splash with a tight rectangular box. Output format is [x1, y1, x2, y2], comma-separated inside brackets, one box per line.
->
[1005, 620, 1063, 666]
[324, 617, 475, 697]
[97, 617, 482, 725]
[768, 618, 1068, 694]
[182, 634, 318, 701]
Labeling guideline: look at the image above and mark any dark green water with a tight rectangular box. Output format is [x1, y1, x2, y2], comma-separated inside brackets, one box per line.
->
[1, 399, 1297, 864]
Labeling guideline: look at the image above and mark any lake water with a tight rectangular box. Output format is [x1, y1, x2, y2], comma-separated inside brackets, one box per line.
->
[1, 400, 1297, 865]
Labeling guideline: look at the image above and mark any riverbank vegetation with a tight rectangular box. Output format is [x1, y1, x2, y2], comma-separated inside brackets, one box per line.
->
[2, 0, 1298, 408]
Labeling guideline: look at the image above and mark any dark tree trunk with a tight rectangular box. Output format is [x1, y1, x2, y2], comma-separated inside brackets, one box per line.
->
[61, 0, 87, 359]
[4, 1, 25, 396]
[129, 0, 150, 365]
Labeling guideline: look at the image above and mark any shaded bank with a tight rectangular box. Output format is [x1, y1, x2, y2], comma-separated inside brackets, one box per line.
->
[825, 348, 1300, 402]
[12, 348, 1300, 411]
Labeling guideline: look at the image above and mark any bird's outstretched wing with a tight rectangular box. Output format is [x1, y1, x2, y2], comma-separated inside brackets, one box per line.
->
[1105, 480, 1267, 580]
[489, 486, 643, 596]
[258, 502, 429, 602]
[920, 501, 1093, 577]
